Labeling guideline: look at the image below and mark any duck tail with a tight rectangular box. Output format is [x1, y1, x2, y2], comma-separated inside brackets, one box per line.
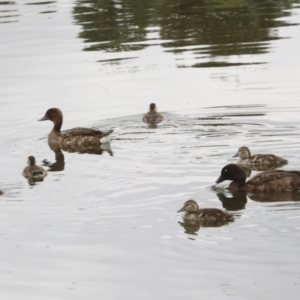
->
[100, 129, 113, 144]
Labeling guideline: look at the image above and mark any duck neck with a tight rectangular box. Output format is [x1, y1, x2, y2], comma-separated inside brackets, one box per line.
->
[52, 119, 62, 134]
[229, 178, 246, 191]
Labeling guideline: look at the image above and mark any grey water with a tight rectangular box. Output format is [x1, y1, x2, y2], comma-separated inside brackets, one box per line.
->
[0, 0, 300, 299]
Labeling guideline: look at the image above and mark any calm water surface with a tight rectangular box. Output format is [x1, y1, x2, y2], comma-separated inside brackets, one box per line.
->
[0, 0, 300, 299]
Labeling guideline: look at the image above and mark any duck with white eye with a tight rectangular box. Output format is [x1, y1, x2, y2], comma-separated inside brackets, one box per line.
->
[142, 103, 164, 124]
[22, 156, 47, 181]
[215, 163, 300, 192]
[39, 108, 113, 147]
[177, 199, 234, 223]
[233, 146, 288, 166]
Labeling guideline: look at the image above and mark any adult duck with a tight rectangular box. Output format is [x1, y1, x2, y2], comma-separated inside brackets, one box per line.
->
[177, 199, 234, 223]
[39, 108, 113, 147]
[215, 163, 300, 192]
[142, 103, 164, 123]
[233, 146, 288, 166]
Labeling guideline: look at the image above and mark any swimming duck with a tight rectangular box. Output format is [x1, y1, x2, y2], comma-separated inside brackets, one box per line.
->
[177, 199, 234, 222]
[215, 163, 300, 192]
[39, 108, 113, 147]
[142, 103, 164, 123]
[22, 156, 47, 181]
[233, 146, 288, 166]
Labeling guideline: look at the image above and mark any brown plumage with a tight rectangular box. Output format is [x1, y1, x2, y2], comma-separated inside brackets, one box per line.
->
[216, 164, 300, 192]
[177, 199, 234, 223]
[142, 103, 163, 123]
[39, 108, 113, 147]
[233, 146, 288, 166]
[22, 156, 47, 181]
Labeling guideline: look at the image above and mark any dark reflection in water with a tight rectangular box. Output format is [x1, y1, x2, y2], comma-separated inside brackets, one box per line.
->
[42, 143, 113, 172]
[42, 150, 65, 172]
[25, 1, 56, 5]
[213, 187, 300, 203]
[249, 191, 300, 202]
[73, 0, 299, 67]
[178, 218, 232, 235]
[217, 192, 247, 210]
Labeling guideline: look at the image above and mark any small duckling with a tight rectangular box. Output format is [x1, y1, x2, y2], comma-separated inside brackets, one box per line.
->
[22, 156, 47, 181]
[142, 103, 164, 123]
[233, 146, 288, 166]
[177, 199, 234, 222]
[39, 108, 113, 147]
[215, 163, 300, 192]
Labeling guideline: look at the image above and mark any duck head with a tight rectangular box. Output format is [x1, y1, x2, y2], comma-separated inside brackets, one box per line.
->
[233, 146, 251, 159]
[39, 108, 63, 131]
[177, 199, 199, 213]
[215, 164, 247, 186]
[149, 103, 157, 111]
[27, 156, 36, 167]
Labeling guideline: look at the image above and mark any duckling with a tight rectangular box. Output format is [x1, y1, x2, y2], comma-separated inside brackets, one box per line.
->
[39, 108, 113, 147]
[22, 156, 47, 181]
[142, 103, 163, 123]
[215, 163, 300, 192]
[233, 146, 288, 166]
[177, 199, 234, 222]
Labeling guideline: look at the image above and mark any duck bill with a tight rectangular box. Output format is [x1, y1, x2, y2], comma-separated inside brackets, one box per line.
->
[215, 174, 226, 184]
[232, 152, 239, 158]
[177, 207, 185, 213]
[38, 115, 48, 121]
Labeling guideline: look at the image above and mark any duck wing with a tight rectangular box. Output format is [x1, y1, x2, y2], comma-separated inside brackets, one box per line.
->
[250, 154, 288, 165]
[198, 208, 234, 222]
[246, 170, 300, 192]
[248, 170, 300, 185]
[61, 127, 113, 138]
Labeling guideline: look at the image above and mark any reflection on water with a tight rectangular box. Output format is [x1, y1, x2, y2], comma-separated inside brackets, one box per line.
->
[249, 191, 300, 202]
[72, 0, 299, 67]
[42, 150, 65, 172]
[216, 191, 248, 210]
[178, 217, 233, 235]
[42, 143, 113, 172]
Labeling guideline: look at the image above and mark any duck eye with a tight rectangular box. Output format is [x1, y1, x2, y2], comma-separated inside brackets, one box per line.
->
[224, 169, 227, 172]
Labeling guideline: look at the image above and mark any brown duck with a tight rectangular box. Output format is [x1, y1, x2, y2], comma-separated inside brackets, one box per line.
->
[215, 164, 300, 192]
[177, 199, 234, 223]
[233, 146, 288, 166]
[22, 156, 47, 181]
[39, 108, 113, 147]
[142, 103, 163, 123]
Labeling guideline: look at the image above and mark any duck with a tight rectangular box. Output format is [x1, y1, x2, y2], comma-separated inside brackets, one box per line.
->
[233, 146, 288, 166]
[39, 108, 113, 147]
[22, 156, 47, 181]
[177, 199, 234, 223]
[142, 103, 163, 123]
[215, 163, 300, 192]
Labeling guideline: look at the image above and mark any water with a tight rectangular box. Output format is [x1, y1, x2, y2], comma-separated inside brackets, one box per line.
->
[1, 0, 300, 299]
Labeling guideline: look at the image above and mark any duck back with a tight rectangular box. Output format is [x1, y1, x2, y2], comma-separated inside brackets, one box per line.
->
[244, 170, 300, 192]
